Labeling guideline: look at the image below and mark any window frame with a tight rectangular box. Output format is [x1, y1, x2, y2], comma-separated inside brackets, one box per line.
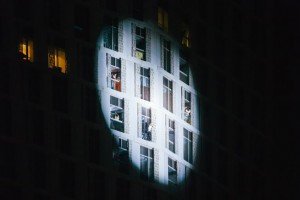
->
[183, 128, 193, 164]
[163, 77, 173, 112]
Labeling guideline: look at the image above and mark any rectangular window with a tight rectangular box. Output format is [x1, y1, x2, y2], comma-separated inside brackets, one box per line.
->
[48, 47, 67, 73]
[140, 67, 150, 101]
[141, 107, 151, 141]
[113, 138, 129, 173]
[19, 38, 34, 62]
[162, 39, 171, 73]
[182, 89, 191, 124]
[168, 157, 177, 185]
[183, 128, 193, 164]
[179, 53, 189, 85]
[134, 26, 146, 60]
[163, 77, 173, 112]
[167, 118, 175, 153]
[110, 96, 124, 132]
[140, 146, 154, 181]
[52, 77, 68, 113]
[109, 56, 121, 92]
[158, 7, 168, 32]
[103, 17, 118, 51]
[182, 29, 191, 48]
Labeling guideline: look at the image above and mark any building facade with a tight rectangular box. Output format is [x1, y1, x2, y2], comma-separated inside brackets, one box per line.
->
[97, 18, 200, 188]
[0, 0, 278, 200]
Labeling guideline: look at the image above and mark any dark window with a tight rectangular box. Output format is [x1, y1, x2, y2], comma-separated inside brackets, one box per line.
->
[60, 160, 75, 198]
[162, 39, 171, 73]
[57, 118, 71, 155]
[81, 46, 94, 82]
[30, 108, 44, 146]
[116, 178, 130, 200]
[183, 128, 193, 164]
[14, 0, 31, 20]
[28, 68, 40, 104]
[31, 151, 46, 189]
[52, 77, 68, 113]
[84, 87, 97, 122]
[103, 17, 118, 51]
[74, 4, 90, 40]
[87, 128, 100, 164]
[133, 0, 143, 20]
[105, 0, 117, 11]
[0, 143, 16, 179]
[45, 0, 61, 30]
[113, 138, 129, 174]
[88, 169, 106, 200]
[179, 57, 189, 85]
[140, 146, 154, 181]
[0, 99, 12, 137]
[168, 157, 177, 185]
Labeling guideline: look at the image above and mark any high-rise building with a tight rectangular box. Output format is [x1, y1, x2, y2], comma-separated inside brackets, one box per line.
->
[98, 18, 200, 190]
[0, 0, 294, 200]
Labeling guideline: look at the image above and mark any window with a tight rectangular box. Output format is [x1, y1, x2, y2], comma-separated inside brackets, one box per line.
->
[140, 67, 150, 101]
[182, 29, 191, 48]
[87, 128, 100, 164]
[183, 128, 193, 164]
[110, 96, 124, 132]
[46, 0, 61, 30]
[113, 138, 129, 173]
[168, 157, 177, 185]
[134, 26, 146, 60]
[141, 107, 151, 141]
[179, 52, 189, 85]
[182, 89, 191, 124]
[162, 39, 171, 73]
[60, 160, 75, 198]
[103, 17, 118, 51]
[52, 77, 68, 113]
[19, 38, 34, 62]
[48, 47, 67, 73]
[133, 0, 143, 20]
[74, 4, 90, 40]
[158, 7, 168, 32]
[163, 77, 173, 112]
[108, 56, 121, 92]
[140, 146, 154, 181]
[167, 118, 175, 153]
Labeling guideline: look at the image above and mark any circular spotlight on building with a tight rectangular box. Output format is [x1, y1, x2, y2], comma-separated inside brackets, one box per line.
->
[96, 18, 200, 190]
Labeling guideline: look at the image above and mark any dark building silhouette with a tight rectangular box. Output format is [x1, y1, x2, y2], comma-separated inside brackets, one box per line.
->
[0, 0, 298, 200]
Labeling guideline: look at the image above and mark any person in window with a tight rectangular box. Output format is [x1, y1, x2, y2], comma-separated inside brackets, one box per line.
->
[114, 113, 120, 121]
[184, 107, 191, 123]
[111, 73, 117, 89]
[147, 123, 152, 141]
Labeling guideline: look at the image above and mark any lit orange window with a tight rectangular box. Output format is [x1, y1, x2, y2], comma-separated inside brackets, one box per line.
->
[182, 29, 191, 48]
[158, 7, 168, 32]
[48, 47, 67, 73]
[19, 38, 34, 62]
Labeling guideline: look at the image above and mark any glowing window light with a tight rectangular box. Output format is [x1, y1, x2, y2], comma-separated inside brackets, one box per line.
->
[19, 38, 34, 62]
[158, 7, 168, 32]
[182, 30, 191, 48]
[48, 47, 67, 73]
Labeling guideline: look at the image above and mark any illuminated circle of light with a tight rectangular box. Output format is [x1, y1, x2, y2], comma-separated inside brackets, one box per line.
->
[96, 18, 200, 189]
